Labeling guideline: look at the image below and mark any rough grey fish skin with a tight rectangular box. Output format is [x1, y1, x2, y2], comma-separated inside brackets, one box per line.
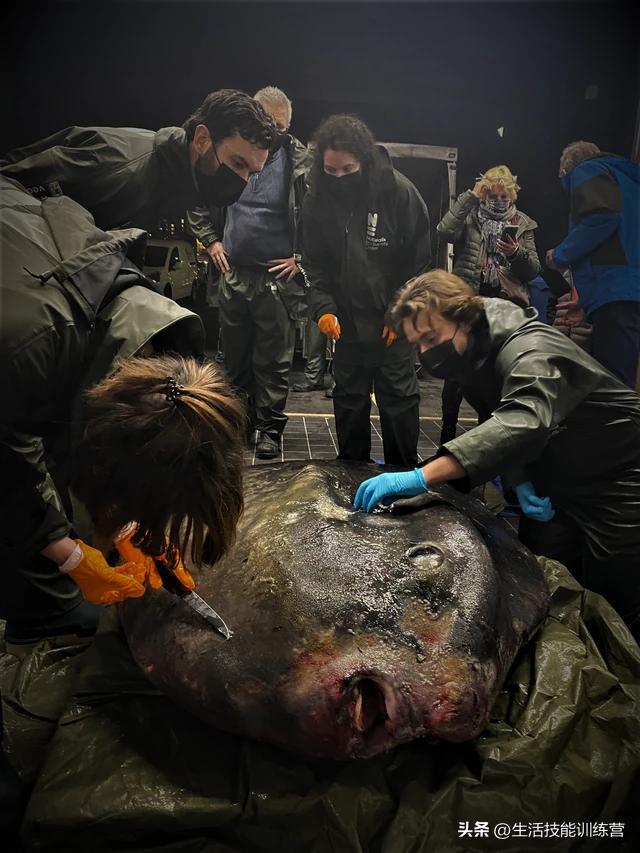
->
[120, 461, 549, 760]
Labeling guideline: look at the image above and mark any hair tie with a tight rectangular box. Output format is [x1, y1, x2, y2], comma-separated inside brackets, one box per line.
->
[165, 376, 184, 404]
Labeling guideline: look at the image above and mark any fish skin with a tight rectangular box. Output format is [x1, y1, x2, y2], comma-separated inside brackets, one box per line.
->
[120, 461, 549, 760]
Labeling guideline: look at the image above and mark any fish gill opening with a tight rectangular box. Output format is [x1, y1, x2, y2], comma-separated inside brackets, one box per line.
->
[352, 678, 390, 734]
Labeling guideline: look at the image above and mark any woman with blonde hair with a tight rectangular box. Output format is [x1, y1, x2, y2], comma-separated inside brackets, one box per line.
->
[436, 165, 541, 442]
[354, 270, 640, 641]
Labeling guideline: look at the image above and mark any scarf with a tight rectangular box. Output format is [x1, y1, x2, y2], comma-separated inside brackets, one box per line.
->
[476, 201, 517, 290]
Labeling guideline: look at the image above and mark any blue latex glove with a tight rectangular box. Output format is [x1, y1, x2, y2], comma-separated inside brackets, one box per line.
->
[514, 481, 556, 522]
[354, 468, 428, 513]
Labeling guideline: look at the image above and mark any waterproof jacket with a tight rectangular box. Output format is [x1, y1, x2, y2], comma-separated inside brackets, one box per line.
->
[0, 125, 201, 231]
[0, 178, 204, 560]
[554, 153, 640, 316]
[300, 145, 431, 344]
[437, 190, 540, 289]
[186, 134, 312, 257]
[443, 298, 640, 558]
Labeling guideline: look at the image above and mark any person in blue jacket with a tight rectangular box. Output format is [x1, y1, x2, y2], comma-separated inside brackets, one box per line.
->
[546, 141, 640, 389]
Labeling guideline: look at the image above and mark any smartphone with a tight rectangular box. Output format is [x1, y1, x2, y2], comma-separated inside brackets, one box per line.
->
[500, 225, 518, 243]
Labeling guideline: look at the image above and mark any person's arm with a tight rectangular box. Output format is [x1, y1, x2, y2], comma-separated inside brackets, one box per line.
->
[508, 225, 541, 282]
[442, 329, 601, 487]
[1, 126, 148, 226]
[401, 180, 432, 275]
[298, 201, 339, 321]
[436, 190, 479, 242]
[186, 205, 223, 250]
[553, 164, 623, 267]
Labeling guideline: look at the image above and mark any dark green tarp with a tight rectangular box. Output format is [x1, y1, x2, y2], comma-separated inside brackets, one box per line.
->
[2, 559, 639, 852]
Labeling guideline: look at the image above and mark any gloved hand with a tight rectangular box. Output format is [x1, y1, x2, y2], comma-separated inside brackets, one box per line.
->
[381, 325, 397, 347]
[115, 525, 196, 590]
[62, 540, 147, 605]
[514, 481, 556, 522]
[318, 313, 341, 341]
[354, 468, 428, 513]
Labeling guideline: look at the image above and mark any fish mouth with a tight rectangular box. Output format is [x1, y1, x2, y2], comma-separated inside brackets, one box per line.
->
[345, 674, 406, 756]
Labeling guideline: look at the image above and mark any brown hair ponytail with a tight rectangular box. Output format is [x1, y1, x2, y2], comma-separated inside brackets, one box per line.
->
[72, 355, 246, 571]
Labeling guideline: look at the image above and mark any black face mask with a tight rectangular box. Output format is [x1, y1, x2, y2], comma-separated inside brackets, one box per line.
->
[196, 144, 248, 207]
[419, 326, 468, 379]
[323, 170, 363, 202]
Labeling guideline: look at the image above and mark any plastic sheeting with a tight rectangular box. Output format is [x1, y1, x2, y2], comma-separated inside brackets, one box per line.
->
[2, 558, 639, 852]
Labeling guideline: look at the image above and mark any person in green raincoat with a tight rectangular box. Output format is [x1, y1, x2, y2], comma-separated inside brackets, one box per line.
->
[0, 178, 246, 645]
[354, 269, 640, 641]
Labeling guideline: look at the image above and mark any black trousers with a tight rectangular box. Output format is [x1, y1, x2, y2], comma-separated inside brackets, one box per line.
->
[519, 510, 640, 642]
[590, 300, 640, 389]
[333, 341, 419, 467]
[219, 267, 295, 440]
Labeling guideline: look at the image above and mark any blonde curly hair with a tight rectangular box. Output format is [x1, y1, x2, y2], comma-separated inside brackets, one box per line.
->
[476, 165, 521, 201]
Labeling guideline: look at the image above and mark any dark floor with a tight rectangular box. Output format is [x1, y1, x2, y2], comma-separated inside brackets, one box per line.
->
[244, 355, 477, 467]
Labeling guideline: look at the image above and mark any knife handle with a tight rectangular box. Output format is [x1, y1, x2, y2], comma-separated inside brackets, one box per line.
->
[153, 558, 187, 597]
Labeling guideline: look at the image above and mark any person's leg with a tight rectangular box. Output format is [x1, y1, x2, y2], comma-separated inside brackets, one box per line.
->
[440, 379, 463, 444]
[218, 269, 255, 432]
[589, 300, 640, 389]
[580, 551, 640, 643]
[251, 273, 295, 449]
[333, 348, 374, 461]
[518, 510, 584, 577]
[298, 319, 327, 390]
[374, 352, 420, 467]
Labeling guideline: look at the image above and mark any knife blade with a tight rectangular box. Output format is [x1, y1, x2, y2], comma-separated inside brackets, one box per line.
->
[153, 558, 233, 640]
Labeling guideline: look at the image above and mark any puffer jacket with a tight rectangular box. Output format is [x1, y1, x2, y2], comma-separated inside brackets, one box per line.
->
[437, 190, 540, 290]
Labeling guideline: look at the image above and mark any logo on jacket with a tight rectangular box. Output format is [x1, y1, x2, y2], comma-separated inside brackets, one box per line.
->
[365, 212, 388, 251]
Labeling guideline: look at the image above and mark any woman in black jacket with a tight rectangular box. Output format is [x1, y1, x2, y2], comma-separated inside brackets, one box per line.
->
[299, 115, 432, 466]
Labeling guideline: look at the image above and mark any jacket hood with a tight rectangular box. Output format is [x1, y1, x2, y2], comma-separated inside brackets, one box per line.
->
[478, 297, 539, 347]
[561, 152, 639, 191]
[81, 284, 204, 389]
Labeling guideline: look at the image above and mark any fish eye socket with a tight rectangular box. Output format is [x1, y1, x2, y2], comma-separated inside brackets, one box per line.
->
[405, 544, 444, 569]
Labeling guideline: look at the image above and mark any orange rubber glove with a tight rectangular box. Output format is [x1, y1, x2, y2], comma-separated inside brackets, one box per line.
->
[381, 325, 397, 347]
[114, 525, 195, 590]
[318, 313, 341, 341]
[61, 540, 147, 605]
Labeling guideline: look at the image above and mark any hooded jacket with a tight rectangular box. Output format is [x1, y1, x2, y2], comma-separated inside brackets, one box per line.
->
[0, 178, 204, 559]
[0, 125, 200, 231]
[437, 190, 540, 290]
[186, 134, 312, 256]
[300, 145, 431, 344]
[553, 154, 640, 316]
[442, 298, 640, 558]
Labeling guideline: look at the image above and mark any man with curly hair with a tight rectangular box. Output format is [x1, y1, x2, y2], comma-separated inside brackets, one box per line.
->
[1, 89, 277, 230]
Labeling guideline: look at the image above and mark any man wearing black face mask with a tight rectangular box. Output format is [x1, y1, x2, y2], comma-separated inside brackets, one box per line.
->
[0, 89, 276, 232]
[354, 269, 640, 642]
[187, 87, 312, 459]
[299, 114, 431, 466]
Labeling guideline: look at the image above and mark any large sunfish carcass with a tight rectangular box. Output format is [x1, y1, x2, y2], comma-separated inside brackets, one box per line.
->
[120, 461, 549, 760]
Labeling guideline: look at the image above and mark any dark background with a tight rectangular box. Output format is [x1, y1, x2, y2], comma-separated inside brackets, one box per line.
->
[3, 0, 638, 254]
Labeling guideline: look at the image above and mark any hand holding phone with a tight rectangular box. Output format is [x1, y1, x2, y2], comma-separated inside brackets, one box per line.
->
[497, 225, 519, 256]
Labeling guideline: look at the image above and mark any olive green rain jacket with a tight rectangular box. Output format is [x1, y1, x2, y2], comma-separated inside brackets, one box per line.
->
[437, 190, 541, 288]
[443, 298, 640, 561]
[0, 178, 204, 561]
[0, 125, 199, 231]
